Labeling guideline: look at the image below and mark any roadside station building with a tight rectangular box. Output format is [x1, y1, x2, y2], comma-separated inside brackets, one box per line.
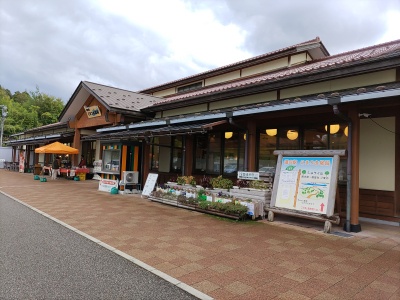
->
[7, 37, 400, 230]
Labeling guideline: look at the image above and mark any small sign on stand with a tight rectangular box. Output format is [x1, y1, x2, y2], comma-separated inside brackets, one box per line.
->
[267, 150, 346, 233]
[141, 173, 158, 197]
[98, 178, 119, 193]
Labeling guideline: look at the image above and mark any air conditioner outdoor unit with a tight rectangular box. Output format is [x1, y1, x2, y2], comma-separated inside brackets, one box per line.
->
[123, 171, 139, 184]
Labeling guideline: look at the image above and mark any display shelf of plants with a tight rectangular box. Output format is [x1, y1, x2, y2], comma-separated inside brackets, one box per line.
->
[149, 175, 269, 220]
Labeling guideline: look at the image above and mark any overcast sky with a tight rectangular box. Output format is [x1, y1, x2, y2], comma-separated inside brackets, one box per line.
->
[1, 0, 399, 102]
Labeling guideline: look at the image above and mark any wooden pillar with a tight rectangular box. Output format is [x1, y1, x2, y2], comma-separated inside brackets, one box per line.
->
[349, 109, 361, 232]
[142, 142, 150, 185]
[72, 128, 81, 166]
[247, 120, 257, 171]
[395, 109, 400, 217]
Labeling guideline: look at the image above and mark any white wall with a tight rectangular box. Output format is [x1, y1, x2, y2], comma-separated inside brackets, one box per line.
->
[359, 117, 395, 191]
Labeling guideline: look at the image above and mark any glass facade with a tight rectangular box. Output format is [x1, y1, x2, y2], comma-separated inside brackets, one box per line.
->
[150, 136, 183, 173]
[148, 124, 348, 177]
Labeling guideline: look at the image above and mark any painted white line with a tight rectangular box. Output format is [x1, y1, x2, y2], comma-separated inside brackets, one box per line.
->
[0, 190, 214, 300]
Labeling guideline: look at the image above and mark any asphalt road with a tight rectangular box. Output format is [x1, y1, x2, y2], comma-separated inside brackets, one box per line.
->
[0, 194, 198, 300]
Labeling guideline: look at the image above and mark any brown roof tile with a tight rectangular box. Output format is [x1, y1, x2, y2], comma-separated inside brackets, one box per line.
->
[83, 81, 163, 112]
[139, 37, 327, 93]
[152, 39, 400, 106]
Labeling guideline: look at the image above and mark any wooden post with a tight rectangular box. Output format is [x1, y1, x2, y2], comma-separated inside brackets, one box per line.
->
[349, 109, 361, 232]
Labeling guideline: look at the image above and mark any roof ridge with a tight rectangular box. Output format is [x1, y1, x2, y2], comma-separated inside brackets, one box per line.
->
[315, 38, 400, 62]
[83, 81, 161, 98]
[139, 37, 324, 92]
[156, 39, 400, 104]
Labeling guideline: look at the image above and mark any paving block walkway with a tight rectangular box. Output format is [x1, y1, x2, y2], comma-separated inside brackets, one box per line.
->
[1, 170, 399, 299]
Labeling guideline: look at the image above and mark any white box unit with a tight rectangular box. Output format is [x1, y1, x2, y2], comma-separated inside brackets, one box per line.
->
[123, 171, 139, 184]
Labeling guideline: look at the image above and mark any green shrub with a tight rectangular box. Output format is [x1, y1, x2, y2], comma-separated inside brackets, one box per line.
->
[210, 176, 233, 190]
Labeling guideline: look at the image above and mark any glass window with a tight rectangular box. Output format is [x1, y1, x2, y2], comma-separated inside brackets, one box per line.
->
[151, 145, 159, 170]
[303, 125, 328, 150]
[149, 136, 183, 173]
[102, 149, 120, 172]
[177, 82, 202, 93]
[278, 128, 299, 150]
[158, 146, 171, 172]
[194, 135, 207, 172]
[224, 132, 239, 174]
[238, 133, 245, 172]
[171, 137, 183, 172]
[207, 133, 221, 173]
[329, 124, 348, 150]
[259, 130, 277, 172]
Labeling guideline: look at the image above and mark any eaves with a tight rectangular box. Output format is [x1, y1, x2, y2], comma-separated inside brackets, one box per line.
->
[142, 54, 400, 113]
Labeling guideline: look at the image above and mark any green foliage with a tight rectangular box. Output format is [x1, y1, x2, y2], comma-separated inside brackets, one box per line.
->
[176, 176, 196, 186]
[249, 180, 269, 190]
[210, 176, 233, 190]
[0, 85, 64, 141]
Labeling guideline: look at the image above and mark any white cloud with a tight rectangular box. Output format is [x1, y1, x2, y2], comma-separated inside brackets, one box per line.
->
[379, 10, 400, 43]
[95, 0, 251, 68]
[1, 0, 399, 102]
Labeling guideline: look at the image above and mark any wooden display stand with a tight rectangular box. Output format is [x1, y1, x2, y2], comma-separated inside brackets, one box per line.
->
[266, 150, 346, 233]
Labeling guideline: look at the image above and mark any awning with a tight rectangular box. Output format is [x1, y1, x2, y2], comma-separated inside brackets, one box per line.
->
[6, 132, 75, 146]
[35, 141, 79, 154]
[82, 120, 227, 141]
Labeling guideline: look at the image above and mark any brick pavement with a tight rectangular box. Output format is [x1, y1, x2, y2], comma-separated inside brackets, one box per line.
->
[1, 170, 399, 299]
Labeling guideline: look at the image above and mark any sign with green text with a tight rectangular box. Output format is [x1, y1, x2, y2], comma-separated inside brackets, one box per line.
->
[274, 156, 337, 216]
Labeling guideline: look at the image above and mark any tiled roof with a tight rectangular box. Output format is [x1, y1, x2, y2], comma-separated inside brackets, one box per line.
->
[152, 39, 400, 105]
[139, 37, 327, 93]
[83, 81, 163, 112]
[24, 121, 69, 133]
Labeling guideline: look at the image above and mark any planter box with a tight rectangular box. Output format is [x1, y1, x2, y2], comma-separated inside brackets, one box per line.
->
[195, 208, 242, 220]
[237, 200, 264, 219]
[230, 188, 272, 207]
[215, 197, 232, 204]
[149, 196, 242, 220]
[209, 188, 230, 195]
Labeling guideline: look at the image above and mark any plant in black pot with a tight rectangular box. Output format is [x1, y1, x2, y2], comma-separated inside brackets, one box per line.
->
[236, 179, 249, 189]
[200, 175, 212, 189]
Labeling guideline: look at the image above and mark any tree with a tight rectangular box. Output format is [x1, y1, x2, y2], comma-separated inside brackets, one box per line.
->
[0, 85, 65, 142]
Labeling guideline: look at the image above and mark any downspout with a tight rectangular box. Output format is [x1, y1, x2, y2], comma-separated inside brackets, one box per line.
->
[332, 104, 352, 232]
[228, 117, 248, 171]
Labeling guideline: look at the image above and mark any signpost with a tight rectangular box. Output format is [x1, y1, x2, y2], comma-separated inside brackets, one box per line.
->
[269, 150, 346, 233]
[141, 173, 159, 197]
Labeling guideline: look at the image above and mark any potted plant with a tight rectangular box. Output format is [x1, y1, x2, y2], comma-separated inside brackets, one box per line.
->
[210, 176, 233, 192]
[200, 175, 212, 189]
[176, 176, 186, 185]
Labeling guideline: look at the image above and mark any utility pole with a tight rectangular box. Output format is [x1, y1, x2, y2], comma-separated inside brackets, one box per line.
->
[0, 105, 8, 147]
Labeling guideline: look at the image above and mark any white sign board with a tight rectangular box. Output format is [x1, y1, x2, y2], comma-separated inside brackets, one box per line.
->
[142, 173, 159, 196]
[238, 171, 259, 180]
[98, 178, 118, 192]
[273, 156, 338, 217]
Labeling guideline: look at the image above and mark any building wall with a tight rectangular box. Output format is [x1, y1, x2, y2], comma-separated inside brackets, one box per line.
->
[360, 117, 395, 191]
[241, 57, 288, 77]
[156, 70, 396, 120]
[205, 70, 241, 86]
[209, 91, 277, 110]
[161, 103, 208, 117]
[149, 55, 295, 98]
[281, 69, 396, 99]
[153, 87, 176, 97]
[290, 53, 308, 66]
